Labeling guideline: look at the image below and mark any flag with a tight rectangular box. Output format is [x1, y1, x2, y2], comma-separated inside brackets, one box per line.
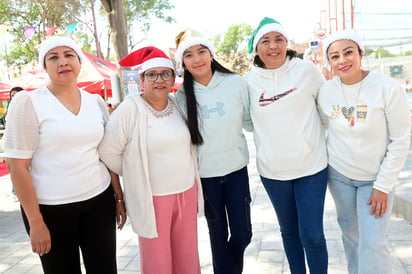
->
[66, 23, 77, 35]
[24, 26, 36, 40]
[45, 27, 58, 36]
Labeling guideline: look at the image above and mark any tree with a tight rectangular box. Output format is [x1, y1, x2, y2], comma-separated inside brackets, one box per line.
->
[123, 0, 175, 51]
[100, 0, 174, 61]
[215, 24, 253, 74]
[100, 0, 128, 61]
[0, 0, 84, 70]
[374, 47, 394, 58]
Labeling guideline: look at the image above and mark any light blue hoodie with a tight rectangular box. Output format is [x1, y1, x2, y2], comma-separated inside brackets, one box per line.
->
[175, 71, 252, 178]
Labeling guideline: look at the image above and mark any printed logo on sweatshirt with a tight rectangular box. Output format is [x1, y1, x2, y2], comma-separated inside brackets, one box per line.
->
[201, 102, 226, 119]
[259, 88, 297, 107]
[328, 104, 368, 123]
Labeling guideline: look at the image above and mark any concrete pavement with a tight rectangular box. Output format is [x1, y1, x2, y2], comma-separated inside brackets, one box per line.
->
[1, 131, 412, 273]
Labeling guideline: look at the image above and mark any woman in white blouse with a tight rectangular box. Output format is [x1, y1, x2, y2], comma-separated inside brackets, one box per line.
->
[3, 36, 125, 274]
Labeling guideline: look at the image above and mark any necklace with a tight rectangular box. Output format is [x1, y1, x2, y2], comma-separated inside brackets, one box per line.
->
[340, 80, 362, 127]
[142, 96, 174, 118]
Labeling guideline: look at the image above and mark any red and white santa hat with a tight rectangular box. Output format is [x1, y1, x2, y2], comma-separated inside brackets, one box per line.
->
[118, 46, 175, 74]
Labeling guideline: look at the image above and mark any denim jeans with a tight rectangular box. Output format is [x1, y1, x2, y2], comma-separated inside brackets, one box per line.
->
[328, 165, 394, 274]
[260, 167, 328, 274]
[201, 166, 252, 274]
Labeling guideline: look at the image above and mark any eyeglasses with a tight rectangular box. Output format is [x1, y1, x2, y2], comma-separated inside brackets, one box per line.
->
[144, 71, 173, 82]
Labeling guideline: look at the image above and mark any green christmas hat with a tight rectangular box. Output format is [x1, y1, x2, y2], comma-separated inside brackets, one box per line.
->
[247, 17, 289, 59]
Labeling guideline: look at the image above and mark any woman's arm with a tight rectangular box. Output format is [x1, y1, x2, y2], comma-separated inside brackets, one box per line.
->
[8, 158, 51, 256]
[109, 170, 127, 229]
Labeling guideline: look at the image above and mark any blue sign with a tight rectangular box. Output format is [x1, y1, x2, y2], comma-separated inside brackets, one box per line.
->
[310, 41, 319, 49]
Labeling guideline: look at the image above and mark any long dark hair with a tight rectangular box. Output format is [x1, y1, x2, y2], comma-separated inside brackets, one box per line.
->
[183, 58, 232, 146]
[253, 49, 297, 68]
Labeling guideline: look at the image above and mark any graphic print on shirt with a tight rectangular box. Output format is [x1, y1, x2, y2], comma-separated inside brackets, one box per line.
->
[328, 105, 341, 120]
[328, 104, 368, 123]
[258, 87, 297, 107]
[201, 102, 226, 119]
[356, 105, 367, 123]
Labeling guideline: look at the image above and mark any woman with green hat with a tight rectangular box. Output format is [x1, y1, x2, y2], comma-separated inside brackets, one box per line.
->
[244, 17, 328, 274]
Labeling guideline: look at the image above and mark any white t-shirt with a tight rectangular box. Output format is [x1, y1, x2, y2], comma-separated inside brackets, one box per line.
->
[4, 87, 111, 204]
[145, 99, 195, 195]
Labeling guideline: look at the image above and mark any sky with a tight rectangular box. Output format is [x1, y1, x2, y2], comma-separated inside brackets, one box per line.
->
[134, 0, 327, 50]
[134, 0, 412, 54]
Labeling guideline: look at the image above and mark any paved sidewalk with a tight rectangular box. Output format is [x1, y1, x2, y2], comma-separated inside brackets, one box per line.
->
[1, 132, 412, 273]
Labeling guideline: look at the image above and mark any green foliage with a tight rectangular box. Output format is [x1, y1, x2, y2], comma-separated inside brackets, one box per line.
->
[374, 47, 394, 58]
[215, 23, 253, 74]
[123, 0, 175, 50]
[404, 50, 412, 56]
[364, 48, 374, 56]
[0, 0, 84, 67]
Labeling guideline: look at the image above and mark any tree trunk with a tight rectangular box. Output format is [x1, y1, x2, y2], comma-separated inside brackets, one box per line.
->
[100, 0, 128, 101]
[100, 0, 128, 61]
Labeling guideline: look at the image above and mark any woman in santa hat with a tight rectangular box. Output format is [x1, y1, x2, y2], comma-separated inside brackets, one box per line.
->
[99, 46, 203, 274]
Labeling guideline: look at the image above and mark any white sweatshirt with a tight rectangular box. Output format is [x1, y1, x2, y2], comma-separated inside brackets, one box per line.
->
[244, 57, 327, 180]
[317, 71, 411, 193]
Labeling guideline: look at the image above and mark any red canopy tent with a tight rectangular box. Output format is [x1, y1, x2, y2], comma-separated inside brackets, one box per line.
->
[0, 82, 12, 100]
[0, 51, 117, 100]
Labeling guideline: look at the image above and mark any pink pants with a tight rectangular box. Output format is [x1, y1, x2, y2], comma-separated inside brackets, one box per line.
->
[138, 183, 201, 274]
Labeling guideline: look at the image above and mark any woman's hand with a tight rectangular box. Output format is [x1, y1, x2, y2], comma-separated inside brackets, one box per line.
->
[368, 189, 388, 218]
[29, 219, 51, 256]
[116, 200, 127, 230]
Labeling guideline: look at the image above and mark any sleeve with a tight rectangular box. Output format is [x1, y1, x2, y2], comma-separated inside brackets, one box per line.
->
[98, 98, 137, 175]
[311, 63, 326, 100]
[3, 91, 39, 159]
[316, 83, 330, 131]
[374, 84, 411, 193]
[95, 94, 109, 124]
[239, 77, 253, 132]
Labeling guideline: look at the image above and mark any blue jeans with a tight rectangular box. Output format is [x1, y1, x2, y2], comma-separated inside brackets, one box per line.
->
[201, 166, 252, 274]
[260, 168, 328, 274]
[328, 166, 393, 274]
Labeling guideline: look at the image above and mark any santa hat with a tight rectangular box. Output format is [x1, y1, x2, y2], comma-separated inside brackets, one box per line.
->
[175, 29, 216, 65]
[38, 36, 84, 70]
[323, 29, 365, 65]
[119, 46, 175, 74]
[248, 17, 289, 59]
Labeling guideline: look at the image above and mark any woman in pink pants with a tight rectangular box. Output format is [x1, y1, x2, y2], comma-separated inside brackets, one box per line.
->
[99, 46, 204, 274]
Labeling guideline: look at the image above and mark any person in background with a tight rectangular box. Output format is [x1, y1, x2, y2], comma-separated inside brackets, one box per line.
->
[99, 46, 203, 274]
[5, 86, 23, 198]
[3, 36, 125, 274]
[174, 29, 252, 274]
[317, 29, 411, 274]
[243, 17, 328, 274]
[8, 86, 23, 109]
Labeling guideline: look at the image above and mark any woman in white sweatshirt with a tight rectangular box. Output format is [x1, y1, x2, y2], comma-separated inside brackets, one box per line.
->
[244, 17, 328, 274]
[317, 29, 411, 274]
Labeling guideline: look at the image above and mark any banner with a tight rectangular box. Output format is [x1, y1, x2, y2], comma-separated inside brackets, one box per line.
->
[66, 23, 77, 35]
[46, 27, 58, 36]
[24, 26, 36, 40]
